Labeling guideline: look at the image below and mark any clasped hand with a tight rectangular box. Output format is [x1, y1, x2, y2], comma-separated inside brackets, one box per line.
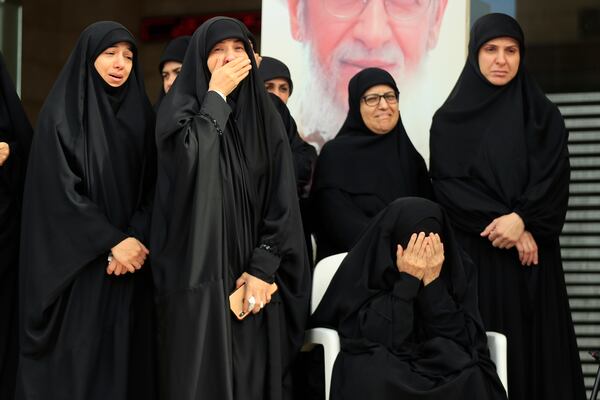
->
[106, 237, 149, 276]
[481, 213, 538, 265]
[396, 232, 445, 286]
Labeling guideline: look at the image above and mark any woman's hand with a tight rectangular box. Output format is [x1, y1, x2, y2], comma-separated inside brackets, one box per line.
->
[106, 257, 129, 276]
[480, 212, 525, 249]
[396, 232, 428, 280]
[110, 237, 149, 273]
[0, 142, 10, 166]
[208, 55, 251, 97]
[423, 233, 444, 286]
[235, 272, 272, 315]
[515, 230, 538, 266]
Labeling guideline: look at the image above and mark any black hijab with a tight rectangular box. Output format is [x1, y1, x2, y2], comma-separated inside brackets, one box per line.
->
[430, 14, 569, 236]
[20, 21, 154, 355]
[259, 56, 293, 94]
[311, 197, 468, 334]
[155, 35, 190, 107]
[313, 67, 431, 205]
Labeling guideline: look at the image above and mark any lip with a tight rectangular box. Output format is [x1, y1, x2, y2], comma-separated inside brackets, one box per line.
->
[341, 59, 396, 71]
[108, 73, 124, 81]
[490, 71, 508, 76]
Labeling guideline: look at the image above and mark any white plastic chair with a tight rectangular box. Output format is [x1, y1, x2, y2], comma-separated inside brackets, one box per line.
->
[302, 252, 509, 400]
[486, 331, 509, 395]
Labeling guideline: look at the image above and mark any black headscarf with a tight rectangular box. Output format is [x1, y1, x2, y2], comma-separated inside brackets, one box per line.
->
[313, 67, 431, 206]
[0, 51, 32, 400]
[311, 197, 468, 333]
[259, 56, 293, 95]
[430, 13, 569, 237]
[151, 16, 310, 400]
[155, 35, 190, 107]
[19, 21, 155, 356]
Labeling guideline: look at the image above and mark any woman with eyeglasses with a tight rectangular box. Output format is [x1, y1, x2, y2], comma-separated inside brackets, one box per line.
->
[430, 14, 585, 400]
[311, 67, 432, 262]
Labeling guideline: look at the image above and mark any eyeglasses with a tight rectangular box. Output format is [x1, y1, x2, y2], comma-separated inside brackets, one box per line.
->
[323, 0, 432, 21]
[361, 92, 398, 106]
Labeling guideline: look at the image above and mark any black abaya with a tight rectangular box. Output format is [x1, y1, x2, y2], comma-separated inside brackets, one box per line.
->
[311, 197, 507, 400]
[16, 22, 156, 400]
[312, 68, 432, 261]
[429, 13, 585, 400]
[150, 17, 310, 400]
[0, 51, 32, 400]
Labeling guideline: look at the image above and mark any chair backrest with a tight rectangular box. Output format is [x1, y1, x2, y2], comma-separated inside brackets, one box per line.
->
[311, 252, 348, 314]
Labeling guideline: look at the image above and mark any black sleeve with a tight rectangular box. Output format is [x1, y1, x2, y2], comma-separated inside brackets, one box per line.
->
[357, 272, 421, 349]
[314, 188, 371, 251]
[416, 278, 471, 347]
[290, 136, 317, 197]
[513, 108, 570, 239]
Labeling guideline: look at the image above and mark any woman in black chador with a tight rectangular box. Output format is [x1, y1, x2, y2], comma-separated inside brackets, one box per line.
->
[17, 21, 156, 400]
[311, 197, 507, 400]
[0, 51, 32, 400]
[150, 17, 311, 400]
[312, 68, 432, 262]
[430, 13, 585, 400]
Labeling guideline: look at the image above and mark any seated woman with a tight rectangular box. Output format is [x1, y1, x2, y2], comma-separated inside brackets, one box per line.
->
[311, 68, 432, 261]
[311, 197, 507, 400]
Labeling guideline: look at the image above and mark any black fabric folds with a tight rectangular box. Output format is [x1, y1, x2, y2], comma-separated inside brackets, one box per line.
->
[430, 13, 585, 400]
[259, 56, 294, 94]
[312, 67, 432, 261]
[16, 21, 156, 400]
[150, 17, 310, 400]
[311, 197, 507, 400]
[0, 51, 32, 400]
[155, 35, 190, 107]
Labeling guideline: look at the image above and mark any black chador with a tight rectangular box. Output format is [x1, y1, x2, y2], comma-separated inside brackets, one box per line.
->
[16, 21, 156, 400]
[150, 17, 310, 400]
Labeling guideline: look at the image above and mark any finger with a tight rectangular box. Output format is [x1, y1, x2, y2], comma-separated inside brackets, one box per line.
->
[107, 259, 117, 275]
[533, 249, 539, 265]
[516, 242, 525, 264]
[396, 244, 404, 258]
[480, 220, 496, 237]
[406, 233, 417, 253]
[414, 232, 426, 251]
[139, 242, 150, 254]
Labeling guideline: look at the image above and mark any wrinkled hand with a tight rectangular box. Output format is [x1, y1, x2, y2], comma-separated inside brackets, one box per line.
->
[110, 237, 149, 273]
[208, 55, 251, 97]
[423, 233, 444, 286]
[515, 230, 538, 266]
[235, 272, 272, 315]
[396, 232, 428, 280]
[0, 142, 10, 166]
[481, 212, 524, 249]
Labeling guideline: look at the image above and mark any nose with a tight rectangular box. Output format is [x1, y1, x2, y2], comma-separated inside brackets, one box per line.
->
[114, 53, 125, 69]
[224, 48, 237, 64]
[166, 75, 176, 92]
[353, 0, 393, 49]
[496, 50, 507, 65]
[377, 96, 390, 109]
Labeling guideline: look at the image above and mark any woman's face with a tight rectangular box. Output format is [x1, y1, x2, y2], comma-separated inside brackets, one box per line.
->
[478, 36, 520, 86]
[94, 42, 133, 87]
[207, 38, 249, 73]
[359, 84, 400, 135]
